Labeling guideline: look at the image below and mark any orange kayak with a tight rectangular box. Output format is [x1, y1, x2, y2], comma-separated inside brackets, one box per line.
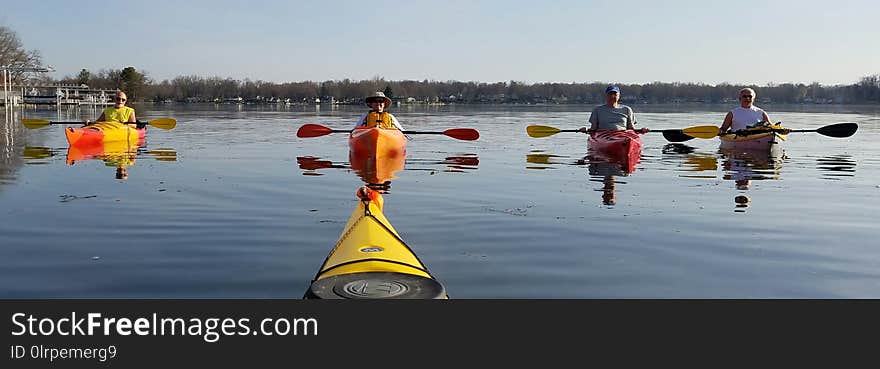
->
[66, 135, 143, 166]
[348, 127, 407, 184]
[65, 121, 145, 147]
[348, 127, 406, 159]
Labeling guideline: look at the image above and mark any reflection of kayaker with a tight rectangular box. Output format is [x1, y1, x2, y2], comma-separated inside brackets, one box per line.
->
[719, 145, 784, 184]
[66, 136, 141, 180]
[601, 176, 616, 206]
[304, 186, 447, 299]
[720, 145, 784, 211]
[583, 154, 631, 206]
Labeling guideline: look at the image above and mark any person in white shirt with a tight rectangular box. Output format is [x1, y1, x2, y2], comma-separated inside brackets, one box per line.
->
[719, 88, 774, 133]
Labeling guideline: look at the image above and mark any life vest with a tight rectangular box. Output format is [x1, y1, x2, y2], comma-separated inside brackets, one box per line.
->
[102, 106, 135, 123]
[360, 111, 396, 129]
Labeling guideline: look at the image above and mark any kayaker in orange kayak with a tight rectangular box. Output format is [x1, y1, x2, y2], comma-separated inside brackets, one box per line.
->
[85, 91, 139, 127]
[353, 92, 404, 131]
[719, 88, 789, 134]
[578, 85, 648, 134]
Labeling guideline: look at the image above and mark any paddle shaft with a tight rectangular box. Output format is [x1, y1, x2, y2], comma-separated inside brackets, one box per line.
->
[308, 129, 450, 135]
[41, 121, 147, 125]
[401, 131, 459, 135]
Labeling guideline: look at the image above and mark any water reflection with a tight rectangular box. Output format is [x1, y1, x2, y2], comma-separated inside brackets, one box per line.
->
[145, 148, 178, 162]
[22, 146, 59, 163]
[525, 150, 565, 169]
[663, 143, 718, 178]
[525, 148, 638, 206]
[720, 146, 784, 185]
[662, 143, 787, 212]
[721, 146, 785, 212]
[66, 139, 177, 180]
[438, 154, 479, 172]
[579, 152, 636, 206]
[349, 150, 405, 188]
[816, 155, 857, 180]
[296, 156, 347, 175]
[1, 109, 26, 185]
[296, 153, 478, 191]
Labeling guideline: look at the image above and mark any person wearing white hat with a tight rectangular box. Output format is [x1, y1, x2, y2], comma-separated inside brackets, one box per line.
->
[352, 91, 404, 131]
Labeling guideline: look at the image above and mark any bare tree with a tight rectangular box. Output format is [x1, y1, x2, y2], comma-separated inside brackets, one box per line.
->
[0, 25, 44, 83]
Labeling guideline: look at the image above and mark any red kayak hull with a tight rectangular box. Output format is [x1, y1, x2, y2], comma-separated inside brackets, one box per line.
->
[587, 130, 643, 173]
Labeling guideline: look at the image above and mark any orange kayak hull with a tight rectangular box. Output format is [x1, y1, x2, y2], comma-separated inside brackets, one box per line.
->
[65, 122, 145, 146]
[348, 127, 407, 184]
[348, 127, 406, 159]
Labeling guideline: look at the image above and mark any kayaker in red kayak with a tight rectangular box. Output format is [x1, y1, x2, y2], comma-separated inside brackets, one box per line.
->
[578, 85, 648, 134]
[353, 91, 404, 131]
[719, 88, 789, 134]
[84, 91, 139, 128]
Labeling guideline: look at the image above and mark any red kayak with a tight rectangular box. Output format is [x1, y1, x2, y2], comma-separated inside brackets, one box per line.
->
[587, 130, 643, 173]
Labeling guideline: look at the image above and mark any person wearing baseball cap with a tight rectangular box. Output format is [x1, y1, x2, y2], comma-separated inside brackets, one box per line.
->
[579, 85, 648, 134]
[352, 91, 404, 131]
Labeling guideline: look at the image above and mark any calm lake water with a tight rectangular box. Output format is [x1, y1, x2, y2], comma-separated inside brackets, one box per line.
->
[2, 103, 878, 298]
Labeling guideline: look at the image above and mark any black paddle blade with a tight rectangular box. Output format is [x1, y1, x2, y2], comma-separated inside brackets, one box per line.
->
[662, 130, 695, 142]
[816, 122, 858, 138]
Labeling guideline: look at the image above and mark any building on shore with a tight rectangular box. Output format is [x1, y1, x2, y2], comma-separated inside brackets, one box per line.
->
[22, 84, 117, 107]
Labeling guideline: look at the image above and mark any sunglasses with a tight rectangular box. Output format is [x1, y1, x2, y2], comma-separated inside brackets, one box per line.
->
[114, 97, 127, 102]
[740, 95, 753, 98]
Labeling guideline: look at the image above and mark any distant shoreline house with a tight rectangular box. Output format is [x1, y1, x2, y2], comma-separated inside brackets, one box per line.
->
[22, 84, 116, 106]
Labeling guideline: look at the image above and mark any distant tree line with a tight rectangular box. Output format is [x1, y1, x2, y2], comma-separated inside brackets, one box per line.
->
[48, 70, 880, 106]
[117, 74, 878, 105]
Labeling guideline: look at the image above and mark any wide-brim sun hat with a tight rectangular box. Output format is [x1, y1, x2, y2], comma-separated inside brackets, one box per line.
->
[365, 91, 392, 106]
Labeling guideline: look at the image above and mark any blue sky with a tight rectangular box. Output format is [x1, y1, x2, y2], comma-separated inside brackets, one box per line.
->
[3, 0, 877, 85]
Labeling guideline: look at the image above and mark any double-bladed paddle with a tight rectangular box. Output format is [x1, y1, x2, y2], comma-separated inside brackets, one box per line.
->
[21, 118, 177, 130]
[728, 122, 858, 138]
[296, 123, 480, 141]
[681, 122, 859, 139]
[525, 124, 719, 142]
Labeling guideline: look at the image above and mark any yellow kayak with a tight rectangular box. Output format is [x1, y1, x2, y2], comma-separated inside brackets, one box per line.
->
[304, 187, 447, 299]
[719, 123, 788, 150]
[65, 121, 145, 147]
